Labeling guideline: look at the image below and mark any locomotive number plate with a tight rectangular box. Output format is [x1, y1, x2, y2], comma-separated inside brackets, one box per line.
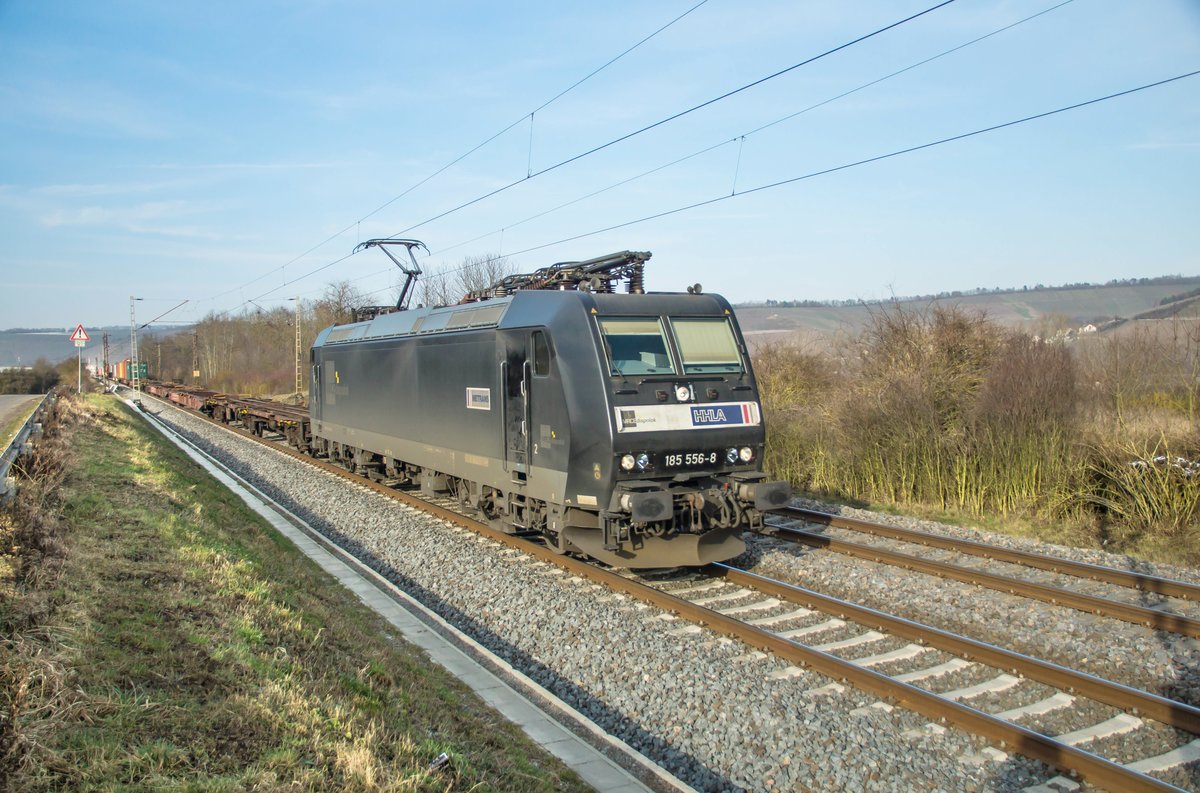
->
[663, 450, 721, 468]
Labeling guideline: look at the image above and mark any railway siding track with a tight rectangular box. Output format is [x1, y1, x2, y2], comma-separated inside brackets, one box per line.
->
[768, 511, 1200, 637]
[136, 390, 1200, 792]
[780, 507, 1200, 602]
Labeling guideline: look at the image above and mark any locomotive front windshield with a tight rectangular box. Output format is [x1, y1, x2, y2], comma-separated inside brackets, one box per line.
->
[599, 315, 744, 376]
[671, 317, 742, 374]
[599, 317, 674, 375]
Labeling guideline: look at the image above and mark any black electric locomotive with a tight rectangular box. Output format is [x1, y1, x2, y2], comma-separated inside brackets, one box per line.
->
[309, 246, 789, 567]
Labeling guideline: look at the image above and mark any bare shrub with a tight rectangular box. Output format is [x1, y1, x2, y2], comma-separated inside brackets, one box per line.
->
[753, 342, 837, 415]
[964, 336, 1084, 517]
[753, 299, 1200, 553]
[857, 303, 1000, 402]
[973, 335, 1077, 431]
[753, 343, 838, 490]
[1078, 321, 1200, 424]
[815, 304, 1004, 508]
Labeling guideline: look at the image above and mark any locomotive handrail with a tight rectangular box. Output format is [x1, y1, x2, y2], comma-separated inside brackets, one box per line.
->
[522, 359, 532, 466]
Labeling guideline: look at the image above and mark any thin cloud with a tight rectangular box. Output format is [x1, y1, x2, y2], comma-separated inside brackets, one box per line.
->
[34, 180, 193, 198]
[38, 199, 228, 239]
[3, 78, 170, 139]
[1128, 141, 1200, 150]
[149, 161, 342, 172]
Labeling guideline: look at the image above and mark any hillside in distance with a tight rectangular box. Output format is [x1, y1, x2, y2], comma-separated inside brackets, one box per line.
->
[734, 276, 1200, 342]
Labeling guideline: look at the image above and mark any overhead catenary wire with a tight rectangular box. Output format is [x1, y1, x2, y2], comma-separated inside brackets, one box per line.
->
[380, 0, 959, 241]
[202, 0, 711, 306]
[137, 300, 190, 330]
[344, 67, 1199, 303]
[242, 0, 960, 308]
[414, 0, 1080, 279]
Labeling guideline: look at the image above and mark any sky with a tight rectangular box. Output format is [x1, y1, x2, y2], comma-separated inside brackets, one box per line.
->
[1, 0, 1197, 334]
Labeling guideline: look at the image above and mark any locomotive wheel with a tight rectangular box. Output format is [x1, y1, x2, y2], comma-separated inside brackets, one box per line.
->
[479, 490, 513, 533]
[480, 508, 509, 533]
[545, 530, 569, 555]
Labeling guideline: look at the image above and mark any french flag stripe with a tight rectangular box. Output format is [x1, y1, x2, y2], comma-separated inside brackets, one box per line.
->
[742, 404, 751, 423]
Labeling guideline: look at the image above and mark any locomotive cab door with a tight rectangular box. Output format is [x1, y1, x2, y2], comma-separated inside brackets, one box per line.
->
[310, 357, 321, 422]
[501, 334, 530, 477]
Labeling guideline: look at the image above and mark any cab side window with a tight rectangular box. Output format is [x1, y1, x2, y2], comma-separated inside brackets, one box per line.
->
[533, 331, 550, 376]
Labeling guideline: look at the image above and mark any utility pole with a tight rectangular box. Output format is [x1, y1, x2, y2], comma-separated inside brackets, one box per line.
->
[102, 333, 110, 379]
[156, 341, 161, 380]
[294, 296, 302, 401]
[191, 330, 200, 385]
[130, 296, 142, 392]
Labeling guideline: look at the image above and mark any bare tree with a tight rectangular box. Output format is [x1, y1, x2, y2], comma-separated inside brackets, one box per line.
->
[314, 280, 365, 327]
[413, 253, 514, 307]
[454, 253, 513, 298]
[414, 266, 456, 309]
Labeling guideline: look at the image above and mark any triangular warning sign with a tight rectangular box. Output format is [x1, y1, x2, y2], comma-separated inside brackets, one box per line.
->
[69, 324, 90, 342]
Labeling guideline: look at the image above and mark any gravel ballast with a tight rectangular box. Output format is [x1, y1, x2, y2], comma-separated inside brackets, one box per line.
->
[144, 400, 1193, 791]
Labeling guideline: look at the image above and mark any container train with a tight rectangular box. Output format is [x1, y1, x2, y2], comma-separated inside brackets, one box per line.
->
[138, 247, 790, 568]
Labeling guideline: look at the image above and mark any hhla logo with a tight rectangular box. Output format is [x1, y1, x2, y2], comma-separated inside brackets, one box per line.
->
[691, 407, 729, 424]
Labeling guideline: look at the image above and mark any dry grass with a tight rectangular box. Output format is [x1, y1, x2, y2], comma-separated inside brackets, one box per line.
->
[757, 303, 1200, 564]
[0, 394, 589, 792]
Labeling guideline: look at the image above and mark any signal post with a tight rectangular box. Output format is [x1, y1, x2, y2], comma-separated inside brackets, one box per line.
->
[70, 324, 90, 394]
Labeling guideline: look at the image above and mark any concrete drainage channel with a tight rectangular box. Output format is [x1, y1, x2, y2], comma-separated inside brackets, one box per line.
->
[127, 398, 689, 793]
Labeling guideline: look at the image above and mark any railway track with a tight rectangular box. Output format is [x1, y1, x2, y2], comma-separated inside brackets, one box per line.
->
[779, 506, 1200, 601]
[131, 389, 1200, 791]
[768, 506, 1200, 638]
[637, 564, 1200, 791]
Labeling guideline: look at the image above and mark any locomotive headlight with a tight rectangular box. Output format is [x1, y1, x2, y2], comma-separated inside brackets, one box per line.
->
[725, 447, 739, 464]
[635, 452, 650, 471]
[739, 446, 755, 463]
[620, 454, 636, 471]
[675, 385, 692, 402]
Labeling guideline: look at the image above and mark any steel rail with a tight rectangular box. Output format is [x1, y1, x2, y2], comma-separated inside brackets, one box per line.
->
[771, 524, 1200, 638]
[136, 393, 1186, 792]
[779, 506, 1200, 601]
[714, 563, 1200, 734]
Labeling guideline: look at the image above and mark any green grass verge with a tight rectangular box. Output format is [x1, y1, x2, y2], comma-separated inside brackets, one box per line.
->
[5, 394, 590, 791]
